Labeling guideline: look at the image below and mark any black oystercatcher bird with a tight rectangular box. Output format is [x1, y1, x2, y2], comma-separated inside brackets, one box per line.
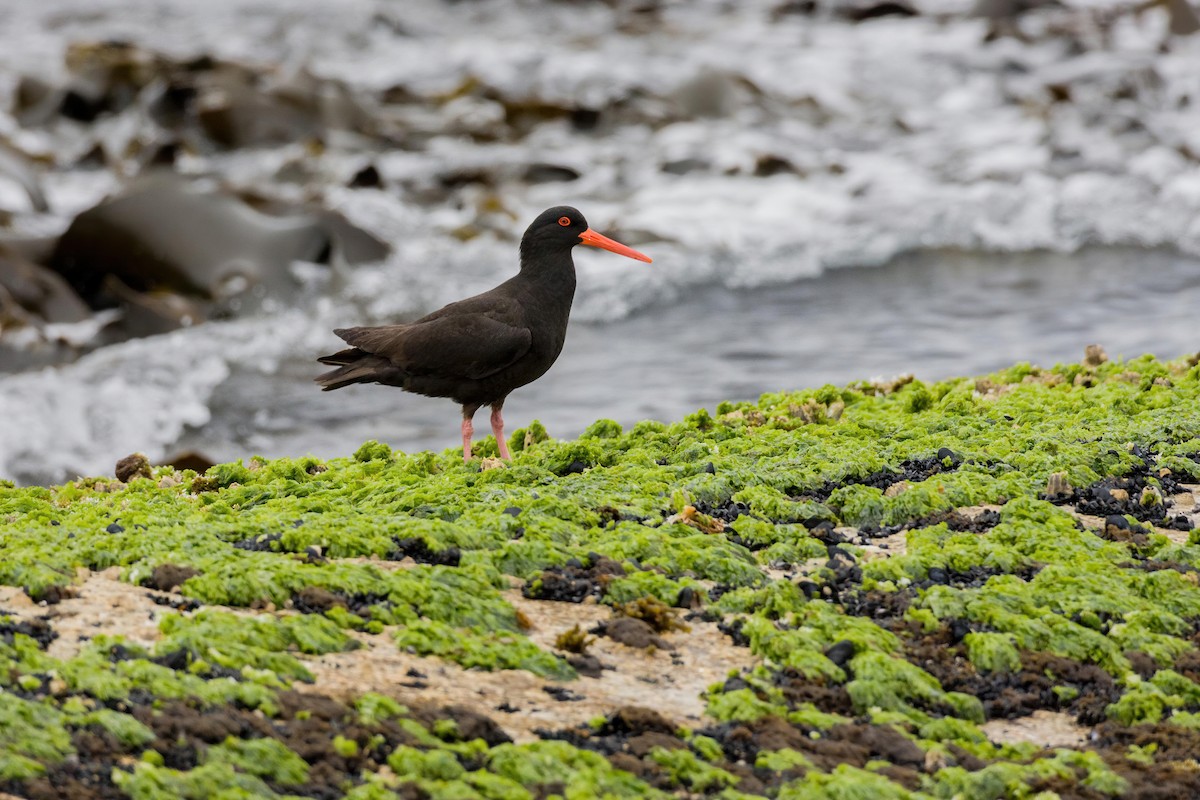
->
[316, 206, 651, 462]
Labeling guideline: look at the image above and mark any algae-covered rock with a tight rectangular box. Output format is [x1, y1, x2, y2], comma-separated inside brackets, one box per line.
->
[2, 353, 1200, 797]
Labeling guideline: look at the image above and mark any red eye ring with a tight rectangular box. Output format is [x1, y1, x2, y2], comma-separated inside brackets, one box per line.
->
[558, 216, 571, 227]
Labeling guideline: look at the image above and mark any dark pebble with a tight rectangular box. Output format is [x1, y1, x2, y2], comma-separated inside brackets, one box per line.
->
[349, 163, 383, 188]
[567, 653, 605, 678]
[1105, 514, 1131, 531]
[676, 586, 700, 609]
[596, 617, 671, 650]
[115, 452, 153, 482]
[825, 640, 856, 667]
[936, 447, 962, 465]
[570, 107, 600, 130]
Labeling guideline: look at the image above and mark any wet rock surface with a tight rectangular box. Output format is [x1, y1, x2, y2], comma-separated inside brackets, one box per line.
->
[42, 176, 386, 347]
[1048, 445, 1195, 529]
[0, 613, 57, 650]
[140, 563, 199, 592]
[8, 691, 453, 800]
[592, 617, 673, 650]
[386, 537, 462, 567]
[524, 556, 630, 603]
[802, 448, 966, 504]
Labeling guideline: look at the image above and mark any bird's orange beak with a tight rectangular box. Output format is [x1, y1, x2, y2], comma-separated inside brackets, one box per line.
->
[579, 228, 652, 263]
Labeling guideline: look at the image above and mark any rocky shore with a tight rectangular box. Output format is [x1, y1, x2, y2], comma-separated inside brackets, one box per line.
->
[1, 350, 1199, 798]
[7, 0, 1200, 485]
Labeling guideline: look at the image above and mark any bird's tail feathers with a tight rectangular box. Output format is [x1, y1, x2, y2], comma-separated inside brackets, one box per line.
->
[315, 349, 400, 391]
[317, 347, 363, 367]
[315, 366, 369, 391]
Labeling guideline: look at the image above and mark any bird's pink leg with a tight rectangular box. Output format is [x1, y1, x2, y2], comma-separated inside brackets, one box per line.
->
[461, 415, 474, 463]
[490, 406, 511, 460]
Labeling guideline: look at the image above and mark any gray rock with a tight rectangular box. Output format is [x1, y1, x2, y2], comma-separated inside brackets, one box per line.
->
[50, 176, 386, 307]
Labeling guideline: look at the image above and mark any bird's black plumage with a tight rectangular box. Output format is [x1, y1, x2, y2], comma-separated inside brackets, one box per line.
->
[316, 206, 651, 461]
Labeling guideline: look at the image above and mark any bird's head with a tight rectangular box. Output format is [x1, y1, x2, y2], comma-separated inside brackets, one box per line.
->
[521, 206, 652, 265]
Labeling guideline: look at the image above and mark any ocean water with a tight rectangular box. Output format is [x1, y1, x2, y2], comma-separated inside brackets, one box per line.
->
[169, 246, 1200, 469]
[1, 0, 1198, 483]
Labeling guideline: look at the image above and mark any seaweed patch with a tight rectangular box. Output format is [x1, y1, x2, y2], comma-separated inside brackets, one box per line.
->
[1, 353, 1200, 796]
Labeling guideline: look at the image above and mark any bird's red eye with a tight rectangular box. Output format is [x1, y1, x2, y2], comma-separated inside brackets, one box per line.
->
[558, 216, 571, 227]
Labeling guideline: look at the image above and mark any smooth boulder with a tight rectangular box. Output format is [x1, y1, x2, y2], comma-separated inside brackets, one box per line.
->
[50, 176, 387, 308]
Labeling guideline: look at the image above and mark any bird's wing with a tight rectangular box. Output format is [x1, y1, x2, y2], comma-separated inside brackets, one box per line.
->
[332, 324, 412, 358]
[335, 315, 532, 381]
[417, 286, 523, 324]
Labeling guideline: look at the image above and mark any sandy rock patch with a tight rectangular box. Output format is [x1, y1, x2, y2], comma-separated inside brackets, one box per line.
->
[300, 589, 756, 743]
[982, 710, 1092, 749]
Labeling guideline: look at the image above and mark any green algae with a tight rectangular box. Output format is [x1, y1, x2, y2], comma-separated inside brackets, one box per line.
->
[388, 745, 468, 781]
[731, 486, 835, 526]
[847, 651, 983, 722]
[63, 640, 280, 711]
[205, 736, 310, 784]
[963, 632, 1021, 674]
[930, 750, 1128, 799]
[866, 494, 1200, 677]
[484, 740, 663, 798]
[394, 620, 574, 679]
[3, 354, 1200, 797]
[708, 599, 927, 703]
[770, 750, 1128, 800]
[353, 692, 408, 724]
[372, 739, 667, 799]
[583, 520, 764, 587]
[0, 692, 72, 779]
[649, 747, 739, 791]
[157, 609, 357, 681]
[778, 764, 922, 799]
[686, 733, 726, 763]
[113, 761, 311, 800]
[601, 569, 705, 606]
[754, 748, 814, 771]
[706, 685, 793, 723]
[1103, 669, 1200, 725]
[79, 708, 155, 747]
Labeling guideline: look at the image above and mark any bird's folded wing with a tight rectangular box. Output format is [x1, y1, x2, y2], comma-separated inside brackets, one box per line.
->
[336, 317, 532, 381]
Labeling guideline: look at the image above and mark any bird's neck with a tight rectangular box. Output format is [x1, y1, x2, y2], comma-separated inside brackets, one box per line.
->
[517, 244, 577, 302]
